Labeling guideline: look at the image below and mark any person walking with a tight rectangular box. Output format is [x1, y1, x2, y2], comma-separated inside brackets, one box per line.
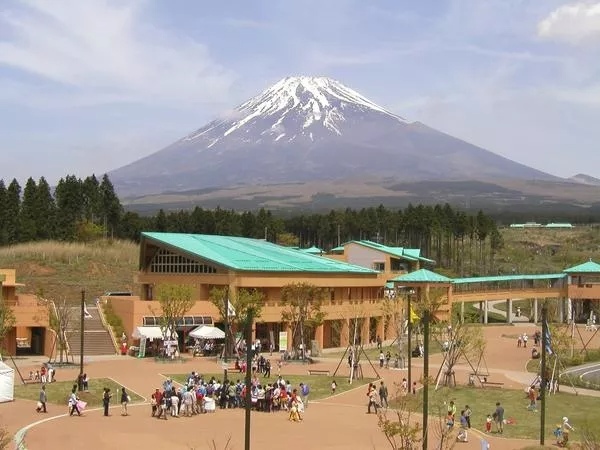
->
[494, 401, 505, 434]
[300, 382, 309, 408]
[366, 384, 379, 414]
[378, 381, 388, 408]
[102, 387, 112, 417]
[379, 351, 385, 368]
[69, 389, 81, 416]
[464, 405, 472, 428]
[36, 385, 47, 413]
[120, 387, 130, 416]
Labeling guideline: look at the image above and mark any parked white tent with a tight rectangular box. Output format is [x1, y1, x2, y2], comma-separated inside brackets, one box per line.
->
[0, 361, 15, 403]
[132, 326, 177, 341]
[189, 325, 225, 340]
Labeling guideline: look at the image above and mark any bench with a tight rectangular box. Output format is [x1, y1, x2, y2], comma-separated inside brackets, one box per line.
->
[482, 381, 504, 388]
[307, 369, 330, 376]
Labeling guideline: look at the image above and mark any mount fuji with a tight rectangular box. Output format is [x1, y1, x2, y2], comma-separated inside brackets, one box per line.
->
[110, 76, 557, 198]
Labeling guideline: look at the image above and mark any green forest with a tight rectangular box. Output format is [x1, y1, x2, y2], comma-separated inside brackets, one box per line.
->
[1, 173, 592, 277]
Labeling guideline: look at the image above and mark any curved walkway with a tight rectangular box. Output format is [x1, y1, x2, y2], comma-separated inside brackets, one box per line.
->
[4, 325, 600, 450]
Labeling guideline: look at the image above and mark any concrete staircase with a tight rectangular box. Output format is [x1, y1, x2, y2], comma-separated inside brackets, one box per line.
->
[67, 306, 118, 356]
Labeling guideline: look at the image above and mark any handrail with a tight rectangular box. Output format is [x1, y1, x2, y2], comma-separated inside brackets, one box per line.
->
[96, 298, 120, 354]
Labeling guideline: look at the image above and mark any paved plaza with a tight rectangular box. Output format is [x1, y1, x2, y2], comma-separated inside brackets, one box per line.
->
[2, 324, 600, 450]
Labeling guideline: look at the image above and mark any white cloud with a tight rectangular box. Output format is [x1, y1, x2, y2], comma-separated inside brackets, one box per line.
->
[538, 2, 600, 43]
[0, 0, 236, 106]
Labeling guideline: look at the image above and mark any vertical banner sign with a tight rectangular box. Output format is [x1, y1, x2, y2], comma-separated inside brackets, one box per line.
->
[138, 337, 147, 358]
[278, 331, 288, 352]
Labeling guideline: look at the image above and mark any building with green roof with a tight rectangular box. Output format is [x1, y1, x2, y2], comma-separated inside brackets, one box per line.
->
[109, 232, 387, 354]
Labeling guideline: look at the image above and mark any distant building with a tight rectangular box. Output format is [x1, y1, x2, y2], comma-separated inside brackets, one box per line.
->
[509, 222, 573, 229]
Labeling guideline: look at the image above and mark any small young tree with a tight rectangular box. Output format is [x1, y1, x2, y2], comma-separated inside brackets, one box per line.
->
[155, 284, 195, 348]
[208, 287, 264, 353]
[432, 314, 485, 388]
[0, 297, 15, 358]
[48, 299, 74, 363]
[377, 393, 422, 450]
[280, 282, 326, 359]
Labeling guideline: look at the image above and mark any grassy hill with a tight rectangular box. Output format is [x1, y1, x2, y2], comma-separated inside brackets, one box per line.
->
[0, 240, 138, 303]
[494, 225, 600, 274]
[1, 226, 598, 303]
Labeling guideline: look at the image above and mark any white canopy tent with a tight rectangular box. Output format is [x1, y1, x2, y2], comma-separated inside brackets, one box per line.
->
[132, 326, 178, 341]
[0, 361, 15, 403]
[189, 325, 225, 340]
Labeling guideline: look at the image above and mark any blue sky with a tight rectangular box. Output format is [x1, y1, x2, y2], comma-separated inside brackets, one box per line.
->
[1, 0, 599, 184]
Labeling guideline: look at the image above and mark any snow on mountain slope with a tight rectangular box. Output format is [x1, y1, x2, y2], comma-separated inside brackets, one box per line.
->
[109, 75, 559, 196]
[182, 76, 409, 146]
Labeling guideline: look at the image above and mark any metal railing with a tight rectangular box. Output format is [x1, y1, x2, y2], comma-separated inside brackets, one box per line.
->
[95, 298, 120, 354]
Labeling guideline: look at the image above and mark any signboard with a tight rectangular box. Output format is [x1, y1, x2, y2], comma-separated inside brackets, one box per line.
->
[138, 337, 146, 358]
[278, 331, 288, 352]
[164, 340, 178, 346]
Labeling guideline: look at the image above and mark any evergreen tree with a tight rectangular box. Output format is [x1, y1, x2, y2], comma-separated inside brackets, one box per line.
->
[99, 174, 122, 236]
[19, 177, 38, 241]
[4, 179, 21, 244]
[54, 175, 84, 240]
[82, 174, 101, 222]
[35, 177, 56, 240]
[0, 180, 7, 245]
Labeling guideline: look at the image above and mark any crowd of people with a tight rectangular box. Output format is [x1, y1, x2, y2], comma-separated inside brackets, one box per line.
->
[149, 372, 309, 422]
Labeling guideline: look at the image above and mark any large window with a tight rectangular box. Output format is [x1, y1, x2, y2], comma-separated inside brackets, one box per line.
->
[150, 248, 218, 274]
[142, 316, 213, 327]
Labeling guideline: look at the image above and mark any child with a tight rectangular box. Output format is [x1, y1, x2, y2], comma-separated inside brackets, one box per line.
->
[331, 379, 337, 395]
[485, 414, 493, 433]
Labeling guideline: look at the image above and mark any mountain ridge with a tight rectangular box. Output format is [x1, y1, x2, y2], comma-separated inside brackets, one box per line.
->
[110, 76, 559, 197]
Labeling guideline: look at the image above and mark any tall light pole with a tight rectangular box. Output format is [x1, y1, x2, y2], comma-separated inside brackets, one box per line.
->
[540, 304, 548, 446]
[244, 307, 255, 450]
[407, 289, 414, 389]
[422, 309, 430, 450]
[79, 289, 85, 387]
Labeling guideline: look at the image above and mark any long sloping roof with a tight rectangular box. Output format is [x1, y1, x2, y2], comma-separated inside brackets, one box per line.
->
[141, 232, 378, 274]
[563, 260, 600, 274]
[389, 269, 452, 283]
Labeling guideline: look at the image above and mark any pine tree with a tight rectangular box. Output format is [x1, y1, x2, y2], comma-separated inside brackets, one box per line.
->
[82, 174, 101, 222]
[35, 177, 56, 240]
[54, 175, 84, 240]
[19, 177, 38, 241]
[0, 180, 7, 245]
[4, 179, 21, 244]
[99, 174, 122, 237]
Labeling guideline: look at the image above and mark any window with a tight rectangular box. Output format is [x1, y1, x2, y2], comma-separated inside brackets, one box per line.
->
[149, 248, 218, 274]
[373, 262, 385, 272]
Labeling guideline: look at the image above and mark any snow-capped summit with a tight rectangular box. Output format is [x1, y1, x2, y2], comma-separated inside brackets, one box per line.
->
[110, 76, 556, 196]
[182, 76, 409, 147]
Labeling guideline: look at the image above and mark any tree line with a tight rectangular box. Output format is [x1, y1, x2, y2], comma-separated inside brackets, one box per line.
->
[0, 174, 506, 276]
[0, 174, 121, 244]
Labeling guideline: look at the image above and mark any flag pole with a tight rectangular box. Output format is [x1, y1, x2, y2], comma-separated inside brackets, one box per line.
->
[540, 303, 548, 446]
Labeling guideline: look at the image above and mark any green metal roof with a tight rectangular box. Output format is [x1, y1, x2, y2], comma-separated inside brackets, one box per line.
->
[350, 240, 435, 263]
[330, 245, 345, 253]
[141, 232, 378, 274]
[452, 273, 565, 284]
[385, 282, 395, 290]
[563, 260, 600, 274]
[389, 269, 451, 283]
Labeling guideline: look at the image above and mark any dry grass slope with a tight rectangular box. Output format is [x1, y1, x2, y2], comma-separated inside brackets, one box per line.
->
[0, 240, 138, 303]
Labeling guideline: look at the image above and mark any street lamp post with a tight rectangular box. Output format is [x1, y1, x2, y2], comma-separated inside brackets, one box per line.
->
[79, 289, 85, 389]
[244, 308, 255, 450]
[407, 289, 414, 389]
